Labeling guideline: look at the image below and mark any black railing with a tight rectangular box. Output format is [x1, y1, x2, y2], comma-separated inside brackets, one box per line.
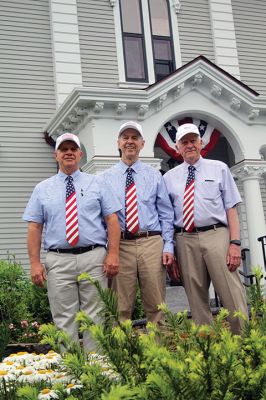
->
[257, 235, 266, 271]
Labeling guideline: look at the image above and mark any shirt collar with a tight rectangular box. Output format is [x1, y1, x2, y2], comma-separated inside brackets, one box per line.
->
[183, 156, 202, 172]
[58, 169, 82, 181]
[119, 159, 141, 174]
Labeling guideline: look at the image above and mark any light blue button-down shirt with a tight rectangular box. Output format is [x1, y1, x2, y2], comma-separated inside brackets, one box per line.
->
[163, 157, 241, 227]
[23, 170, 121, 250]
[102, 160, 175, 253]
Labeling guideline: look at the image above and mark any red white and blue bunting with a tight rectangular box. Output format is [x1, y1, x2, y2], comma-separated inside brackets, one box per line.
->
[155, 117, 221, 162]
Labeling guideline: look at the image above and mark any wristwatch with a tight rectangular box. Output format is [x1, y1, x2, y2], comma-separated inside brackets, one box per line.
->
[230, 240, 241, 246]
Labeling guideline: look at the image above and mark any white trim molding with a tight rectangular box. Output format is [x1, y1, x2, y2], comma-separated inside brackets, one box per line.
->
[49, 0, 83, 108]
[172, 0, 181, 14]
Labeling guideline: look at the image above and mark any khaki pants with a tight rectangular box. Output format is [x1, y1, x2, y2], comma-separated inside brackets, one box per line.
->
[45, 246, 107, 351]
[176, 227, 248, 334]
[112, 235, 166, 323]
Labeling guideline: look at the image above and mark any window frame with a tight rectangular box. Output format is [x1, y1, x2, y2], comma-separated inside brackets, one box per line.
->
[148, 0, 176, 82]
[119, 0, 148, 82]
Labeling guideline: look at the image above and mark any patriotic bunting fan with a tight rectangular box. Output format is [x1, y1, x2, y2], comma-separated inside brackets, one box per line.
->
[155, 117, 221, 162]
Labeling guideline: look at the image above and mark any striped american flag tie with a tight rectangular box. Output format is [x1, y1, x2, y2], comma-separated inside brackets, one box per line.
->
[125, 168, 139, 234]
[66, 176, 79, 246]
[183, 165, 196, 232]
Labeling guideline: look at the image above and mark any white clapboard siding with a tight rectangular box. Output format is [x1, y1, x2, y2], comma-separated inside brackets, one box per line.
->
[0, 0, 57, 272]
[232, 0, 266, 94]
[177, 0, 215, 64]
[77, 0, 119, 87]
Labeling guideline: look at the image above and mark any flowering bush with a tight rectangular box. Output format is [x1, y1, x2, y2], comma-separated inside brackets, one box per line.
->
[8, 320, 41, 344]
[0, 257, 52, 350]
[0, 350, 119, 399]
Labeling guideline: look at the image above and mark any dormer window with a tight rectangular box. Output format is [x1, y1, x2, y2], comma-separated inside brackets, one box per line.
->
[120, 0, 148, 81]
[118, 0, 175, 84]
[148, 0, 175, 81]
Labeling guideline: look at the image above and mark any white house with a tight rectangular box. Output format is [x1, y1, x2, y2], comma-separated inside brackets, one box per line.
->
[0, 0, 266, 273]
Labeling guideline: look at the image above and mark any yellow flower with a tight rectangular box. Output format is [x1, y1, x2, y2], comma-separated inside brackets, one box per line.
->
[0, 370, 7, 376]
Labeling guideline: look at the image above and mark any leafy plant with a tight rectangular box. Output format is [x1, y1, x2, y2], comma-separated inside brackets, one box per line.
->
[0, 257, 52, 345]
[40, 269, 266, 399]
[0, 322, 10, 360]
[28, 284, 52, 325]
[1, 267, 265, 399]
[132, 283, 145, 321]
[0, 257, 31, 324]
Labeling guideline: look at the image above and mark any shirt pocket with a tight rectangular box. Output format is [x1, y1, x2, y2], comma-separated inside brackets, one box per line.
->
[41, 193, 64, 215]
[81, 191, 100, 214]
[201, 181, 220, 200]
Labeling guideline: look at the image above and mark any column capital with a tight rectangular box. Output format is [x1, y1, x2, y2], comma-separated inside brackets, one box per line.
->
[231, 161, 266, 181]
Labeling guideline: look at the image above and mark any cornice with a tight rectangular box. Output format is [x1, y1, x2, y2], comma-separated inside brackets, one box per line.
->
[44, 57, 266, 139]
[231, 160, 266, 181]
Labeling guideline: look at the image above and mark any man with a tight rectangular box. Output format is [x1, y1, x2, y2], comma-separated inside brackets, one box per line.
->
[163, 123, 248, 334]
[23, 132, 121, 350]
[103, 121, 174, 323]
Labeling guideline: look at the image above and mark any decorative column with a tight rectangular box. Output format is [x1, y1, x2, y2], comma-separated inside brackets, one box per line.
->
[232, 161, 266, 269]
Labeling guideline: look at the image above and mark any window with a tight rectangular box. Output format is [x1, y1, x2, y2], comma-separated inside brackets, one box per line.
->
[149, 0, 175, 81]
[120, 0, 148, 81]
[119, 0, 175, 83]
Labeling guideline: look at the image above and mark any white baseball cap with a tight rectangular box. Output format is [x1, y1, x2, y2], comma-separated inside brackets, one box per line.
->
[55, 133, 81, 150]
[118, 121, 143, 138]
[176, 123, 200, 142]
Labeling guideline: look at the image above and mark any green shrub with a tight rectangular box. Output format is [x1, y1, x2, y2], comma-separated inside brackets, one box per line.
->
[132, 283, 145, 321]
[0, 258, 31, 325]
[28, 284, 52, 325]
[0, 257, 52, 344]
[36, 269, 266, 400]
[0, 322, 10, 360]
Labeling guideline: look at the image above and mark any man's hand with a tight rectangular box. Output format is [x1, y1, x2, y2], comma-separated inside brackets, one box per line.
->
[103, 252, 119, 278]
[163, 252, 174, 267]
[31, 262, 47, 287]
[227, 244, 241, 272]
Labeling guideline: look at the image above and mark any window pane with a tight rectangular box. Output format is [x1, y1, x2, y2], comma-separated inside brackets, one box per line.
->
[120, 0, 142, 33]
[149, 0, 170, 36]
[124, 37, 146, 79]
[155, 62, 171, 81]
[155, 62, 171, 76]
[154, 39, 172, 60]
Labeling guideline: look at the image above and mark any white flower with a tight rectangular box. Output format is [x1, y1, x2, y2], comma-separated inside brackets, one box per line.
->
[4, 352, 36, 364]
[51, 372, 70, 384]
[65, 383, 83, 394]
[17, 366, 37, 383]
[38, 388, 59, 399]
[0, 369, 16, 382]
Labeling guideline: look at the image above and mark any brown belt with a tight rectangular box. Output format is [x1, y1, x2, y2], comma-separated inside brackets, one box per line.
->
[121, 231, 161, 240]
[175, 223, 226, 233]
